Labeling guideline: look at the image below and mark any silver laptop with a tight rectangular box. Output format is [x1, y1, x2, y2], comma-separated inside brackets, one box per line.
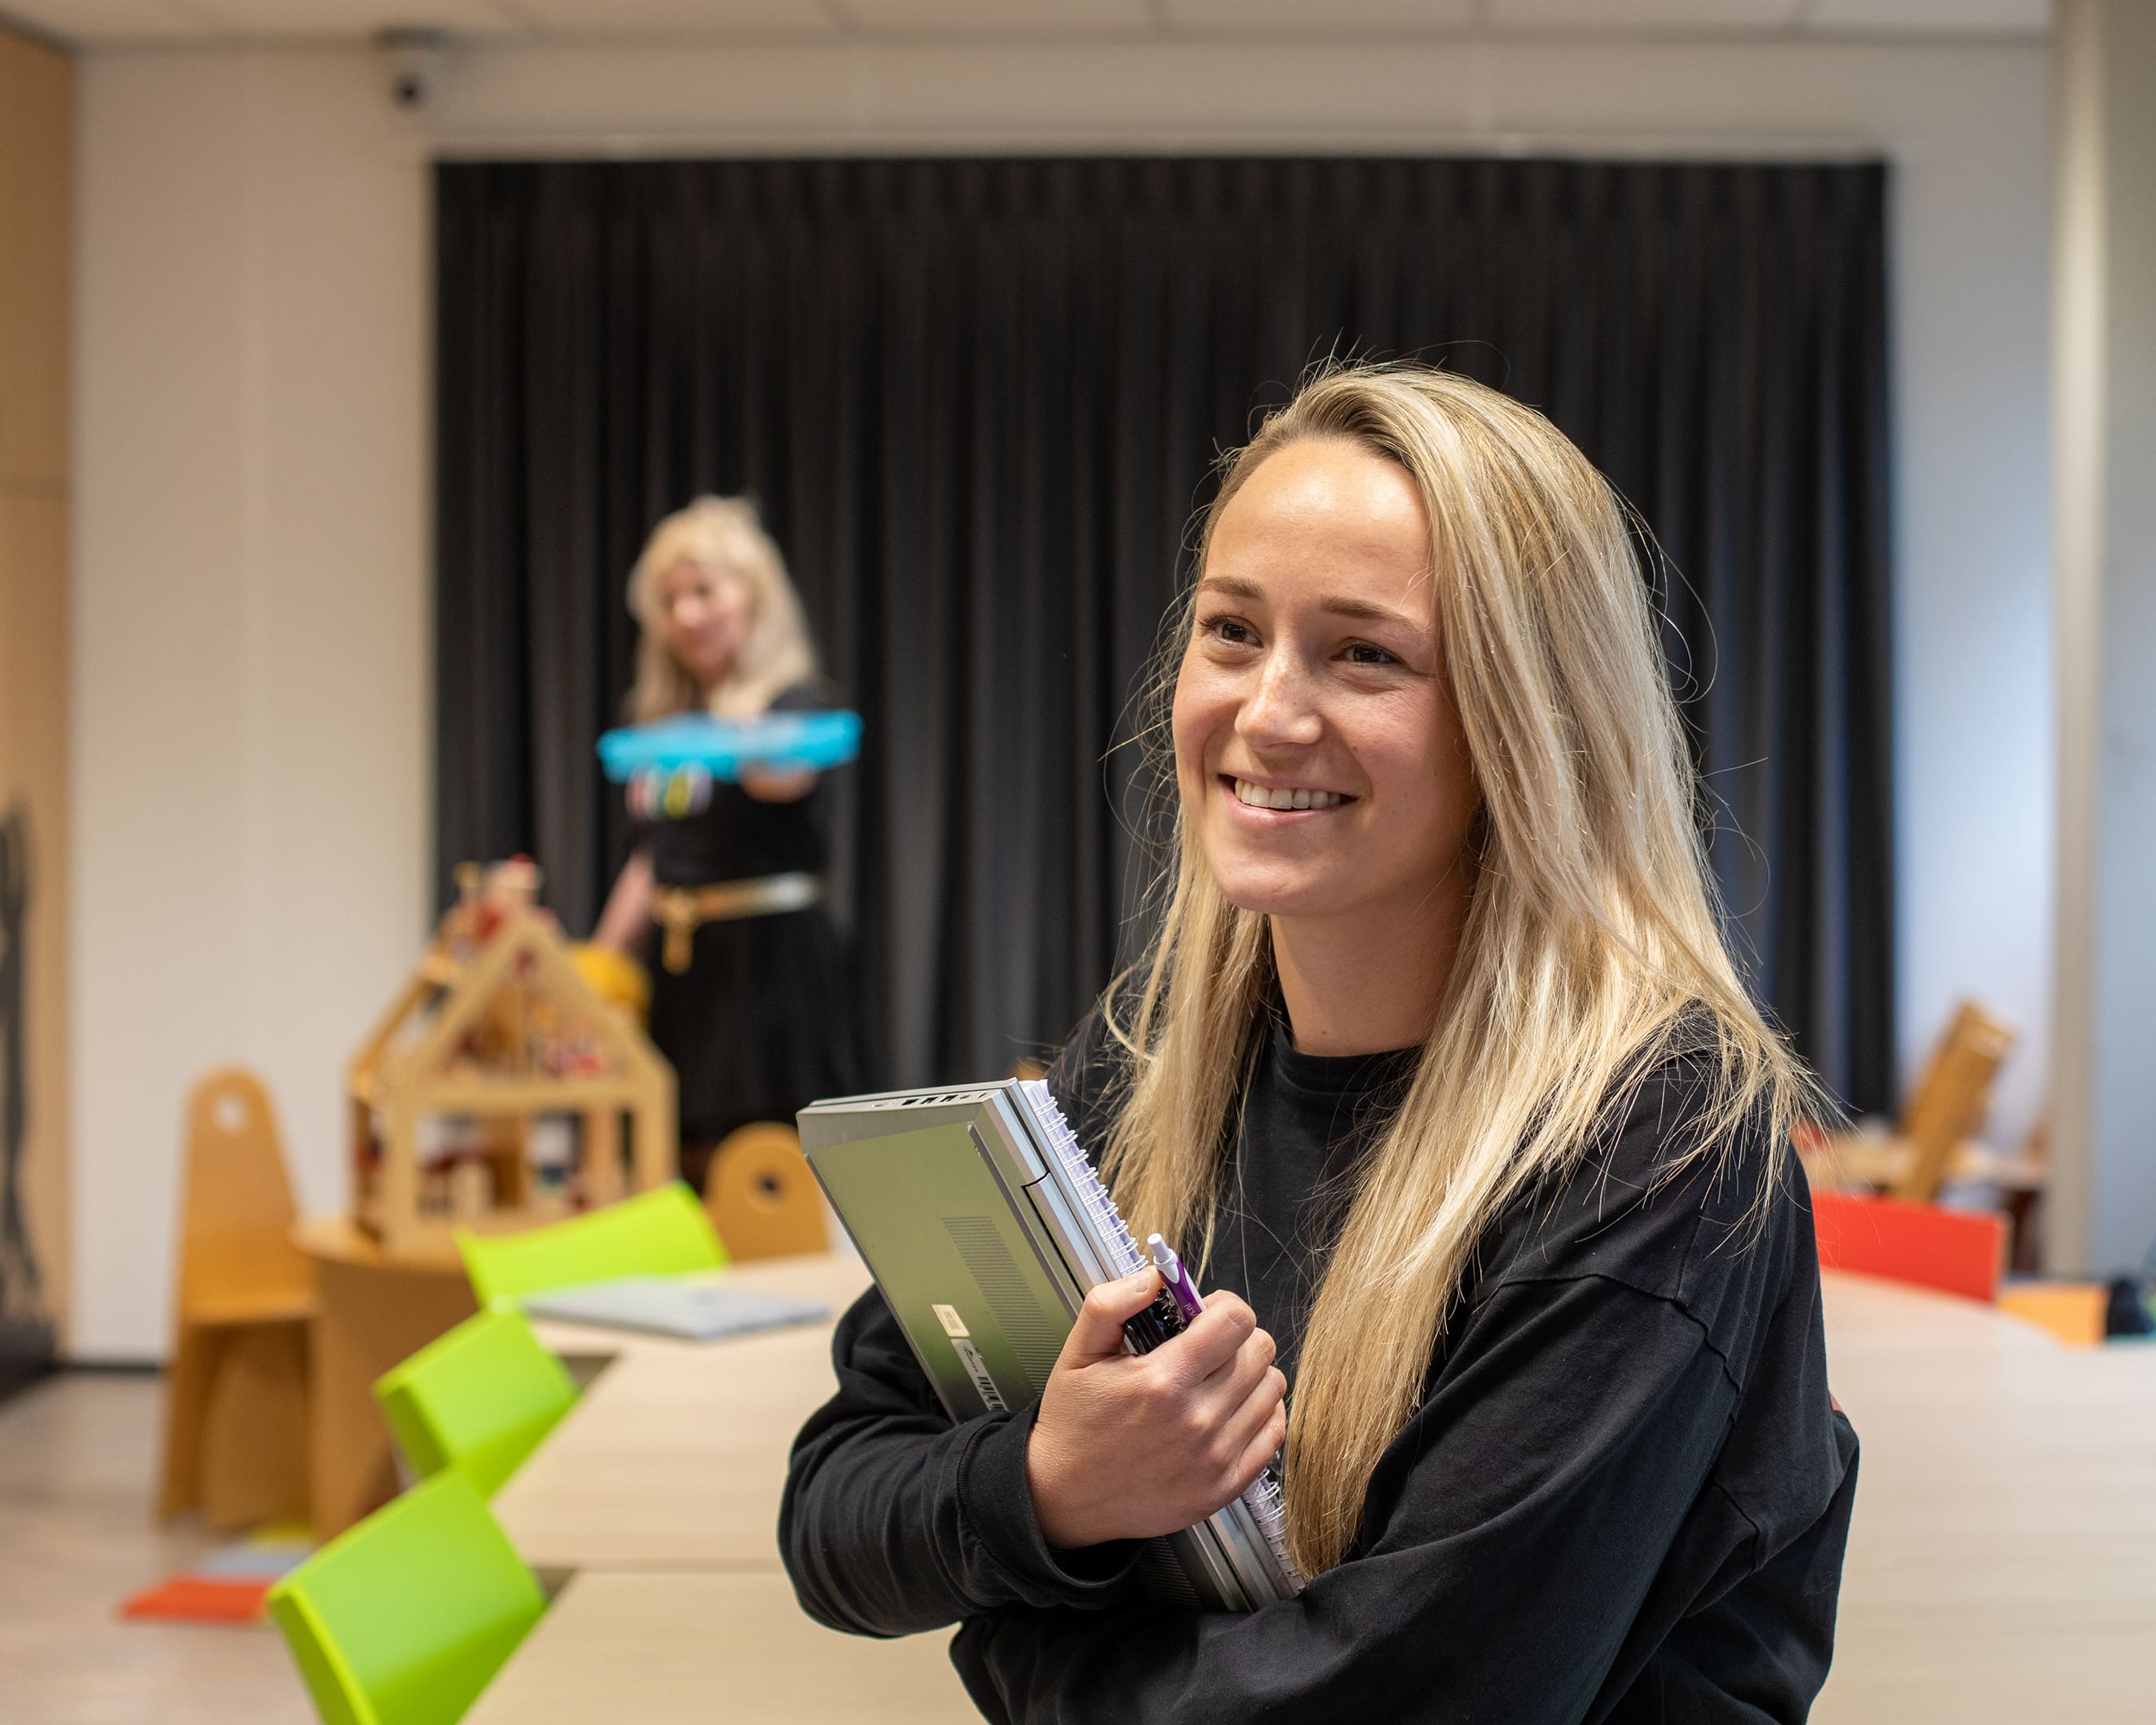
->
[520, 1275, 830, 1342]
[798, 1078, 1302, 1612]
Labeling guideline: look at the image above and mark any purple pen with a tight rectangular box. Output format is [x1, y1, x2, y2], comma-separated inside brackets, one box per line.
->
[1146, 1234, 1205, 1323]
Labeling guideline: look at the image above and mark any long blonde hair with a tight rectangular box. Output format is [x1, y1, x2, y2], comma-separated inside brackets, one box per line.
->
[1100, 363, 1821, 1577]
[625, 496, 818, 720]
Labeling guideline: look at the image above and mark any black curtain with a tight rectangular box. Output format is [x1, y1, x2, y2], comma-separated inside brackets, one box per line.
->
[436, 157, 1895, 1113]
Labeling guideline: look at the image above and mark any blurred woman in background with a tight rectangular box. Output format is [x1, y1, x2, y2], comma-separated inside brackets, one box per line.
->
[593, 496, 859, 1192]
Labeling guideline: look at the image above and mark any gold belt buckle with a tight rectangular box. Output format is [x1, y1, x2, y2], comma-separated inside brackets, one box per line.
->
[658, 892, 702, 975]
[655, 874, 813, 974]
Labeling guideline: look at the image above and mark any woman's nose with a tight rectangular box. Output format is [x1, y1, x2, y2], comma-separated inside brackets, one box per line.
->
[1239, 651, 1323, 748]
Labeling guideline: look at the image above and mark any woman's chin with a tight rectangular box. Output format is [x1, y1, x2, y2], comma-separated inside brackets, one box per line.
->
[1211, 866, 1354, 922]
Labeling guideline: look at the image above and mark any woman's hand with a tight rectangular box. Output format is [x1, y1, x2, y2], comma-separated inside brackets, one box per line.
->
[1024, 1267, 1287, 1549]
[739, 765, 816, 802]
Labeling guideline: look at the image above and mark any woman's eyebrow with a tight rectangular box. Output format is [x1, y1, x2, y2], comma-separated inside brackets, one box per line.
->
[1195, 575, 1420, 632]
[1318, 595, 1420, 629]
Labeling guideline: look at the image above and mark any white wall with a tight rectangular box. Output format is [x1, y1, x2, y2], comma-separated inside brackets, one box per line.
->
[72, 51, 429, 1357]
[2051, 0, 2156, 1273]
[72, 34, 2052, 1358]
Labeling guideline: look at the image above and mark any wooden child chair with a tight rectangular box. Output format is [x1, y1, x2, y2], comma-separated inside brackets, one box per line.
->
[703, 1122, 830, 1261]
[1890, 1000, 2018, 1201]
[159, 1066, 316, 1529]
[1801, 999, 2022, 1202]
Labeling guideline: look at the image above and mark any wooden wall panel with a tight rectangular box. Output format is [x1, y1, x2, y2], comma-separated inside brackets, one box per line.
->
[0, 22, 71, 1378]
[0, 30, 69, 486]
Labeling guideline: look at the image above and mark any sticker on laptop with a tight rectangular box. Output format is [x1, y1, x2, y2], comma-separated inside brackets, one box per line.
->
[949, 1336, 1006, 1412]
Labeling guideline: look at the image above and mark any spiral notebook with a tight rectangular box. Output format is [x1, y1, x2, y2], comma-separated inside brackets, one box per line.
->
[798, 1079, 1302, 1612]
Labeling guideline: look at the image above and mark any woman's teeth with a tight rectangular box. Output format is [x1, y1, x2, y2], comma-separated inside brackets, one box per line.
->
[1233, 779, 1346, 811]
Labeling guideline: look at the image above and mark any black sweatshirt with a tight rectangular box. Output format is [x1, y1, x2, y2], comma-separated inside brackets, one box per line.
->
[781, 1007, 1860, 1723]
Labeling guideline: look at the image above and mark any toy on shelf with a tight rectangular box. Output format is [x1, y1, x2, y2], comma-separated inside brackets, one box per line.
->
[345, 858, 676, 1254]
[597, 709, 862, 820]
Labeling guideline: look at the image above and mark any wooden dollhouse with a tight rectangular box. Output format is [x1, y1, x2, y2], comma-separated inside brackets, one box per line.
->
[345, 859, 676, 1254]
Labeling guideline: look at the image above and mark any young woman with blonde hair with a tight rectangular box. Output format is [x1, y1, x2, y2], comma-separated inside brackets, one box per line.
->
[594, 496, 858, 1189]
[782, 364, 1857, 1723]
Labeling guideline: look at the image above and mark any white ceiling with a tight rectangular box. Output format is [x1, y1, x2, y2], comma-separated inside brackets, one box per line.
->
[0, 0, 2051, 48]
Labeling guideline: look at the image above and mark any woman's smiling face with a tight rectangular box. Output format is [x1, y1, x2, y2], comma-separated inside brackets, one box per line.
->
[1172, 436, 1480, 926]
[660, 557, 753, 689]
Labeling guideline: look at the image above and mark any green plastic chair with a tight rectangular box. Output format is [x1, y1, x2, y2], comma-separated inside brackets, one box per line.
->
[454, 1181, 727, 1309]
[267, 1470, 545, 1725]
[373, 1308, 578, 1498]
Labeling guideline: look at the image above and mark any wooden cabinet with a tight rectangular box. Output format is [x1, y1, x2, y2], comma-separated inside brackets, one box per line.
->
[0, 24, 70, 1382]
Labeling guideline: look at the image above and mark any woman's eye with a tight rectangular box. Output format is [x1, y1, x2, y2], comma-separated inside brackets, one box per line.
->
[1203, 616, 1258, 648]
[1344, 641, 1398, 666]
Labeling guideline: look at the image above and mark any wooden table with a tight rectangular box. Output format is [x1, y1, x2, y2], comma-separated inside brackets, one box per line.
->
[1814, 1271, 2156, 1724]
[485, 1260, 2156, 1723]
[497, 1251, 874, 1576]
[464, 1570, 973, 1725]
[292, 1215, 475, 1538]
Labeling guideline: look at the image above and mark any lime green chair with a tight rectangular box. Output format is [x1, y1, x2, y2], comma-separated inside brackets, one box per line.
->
[373, 1308, 577, 1498]
[454, 1181, 727, 1309]
[267, 1470, 545, 1725]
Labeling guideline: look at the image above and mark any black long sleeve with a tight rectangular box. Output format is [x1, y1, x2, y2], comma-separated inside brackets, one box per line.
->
[781, 1285, 1139, 1636]
[780, 1013, 1857, 1722]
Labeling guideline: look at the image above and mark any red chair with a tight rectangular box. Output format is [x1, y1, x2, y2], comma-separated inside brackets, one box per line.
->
[1810, 1188, 2007, 1304]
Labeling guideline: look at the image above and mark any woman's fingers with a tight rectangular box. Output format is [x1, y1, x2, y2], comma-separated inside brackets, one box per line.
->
[1060, 1267, 1164, 1366]
[1159, 1291, 1258, 1384]
[1225, 1399, 1292, 1500]
[1187, 1324, 1278, 1422]
[1195, 1358, 1286, 1473]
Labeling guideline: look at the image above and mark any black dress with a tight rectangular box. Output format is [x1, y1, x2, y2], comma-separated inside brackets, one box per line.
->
[640, 684, 862, 1180]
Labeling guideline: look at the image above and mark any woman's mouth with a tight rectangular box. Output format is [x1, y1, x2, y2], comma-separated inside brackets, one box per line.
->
[1227, 775, 1353, 812]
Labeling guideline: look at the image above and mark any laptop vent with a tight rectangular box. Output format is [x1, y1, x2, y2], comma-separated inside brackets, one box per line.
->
[943, 1215, 1064, 1393]
[878, 1089, 993, 1109]
[1137, 1539, 1203, 1608]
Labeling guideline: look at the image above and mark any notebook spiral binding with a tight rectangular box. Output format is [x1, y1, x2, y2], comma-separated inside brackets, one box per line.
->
[1018, 1081, 1306, 1593]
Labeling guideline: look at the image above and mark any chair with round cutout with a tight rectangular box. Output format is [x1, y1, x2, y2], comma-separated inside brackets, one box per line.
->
[703, 1122, 830, 1261]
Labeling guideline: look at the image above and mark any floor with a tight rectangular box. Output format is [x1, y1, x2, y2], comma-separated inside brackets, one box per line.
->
[0, 1372, 311, 1725]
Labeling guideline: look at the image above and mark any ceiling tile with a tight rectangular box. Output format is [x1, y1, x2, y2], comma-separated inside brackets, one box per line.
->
[184, 0, 523, 35]
[0, 0, 218, 41]
[834, 0, 1153, 34]
[1807, 0, 2047, 31]
[1163, 0, 1475, 33]
[1487, 0, 1798, 30]
[509, 0, 834, 33]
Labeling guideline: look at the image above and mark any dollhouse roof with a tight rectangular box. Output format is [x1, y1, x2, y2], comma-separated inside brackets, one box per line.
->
[347, 910, 671, 1113]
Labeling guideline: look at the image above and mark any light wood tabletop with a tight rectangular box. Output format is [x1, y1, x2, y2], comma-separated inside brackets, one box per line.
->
[499, 1250, 875, 1574]
[1814, 1271, 2156, 1725]
[463, 1569, 974, 1725]
[497, 1255, 2156, 1721]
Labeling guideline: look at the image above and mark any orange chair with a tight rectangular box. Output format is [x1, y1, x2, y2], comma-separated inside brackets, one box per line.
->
[160, 1068, 316, 1529]
[1810, 1188, 2007, 1304]
[703, 1122, 829, 1261]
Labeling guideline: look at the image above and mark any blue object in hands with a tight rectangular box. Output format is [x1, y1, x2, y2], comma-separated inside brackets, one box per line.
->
[597, 710, 862, 782]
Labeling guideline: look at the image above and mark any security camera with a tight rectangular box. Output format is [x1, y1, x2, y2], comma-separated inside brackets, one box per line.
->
[378, 26, 451, 112]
